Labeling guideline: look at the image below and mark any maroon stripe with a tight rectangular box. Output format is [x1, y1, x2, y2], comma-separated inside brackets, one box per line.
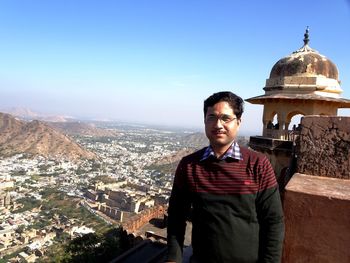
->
[193, 172, 255, 177]
[194, 188, 258, 194]
[188, 182, 257, 186]
[187, 181, 258, 186]
[189, 184, 258, 190]
[176, 149, 278, 193]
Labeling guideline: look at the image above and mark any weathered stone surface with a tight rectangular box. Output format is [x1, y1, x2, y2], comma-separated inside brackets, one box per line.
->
[296, 116, 350, 179]
[270, 52, 338, 80]
[123, 205, 165, 233]
[283, 173, 350, 263]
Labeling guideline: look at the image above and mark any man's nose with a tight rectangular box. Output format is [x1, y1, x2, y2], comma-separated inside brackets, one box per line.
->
[214, 118, 224, 128]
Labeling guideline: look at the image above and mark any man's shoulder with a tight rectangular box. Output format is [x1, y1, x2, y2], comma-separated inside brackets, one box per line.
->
[240, 146, 267, 162]
[181, 147, 207, 163]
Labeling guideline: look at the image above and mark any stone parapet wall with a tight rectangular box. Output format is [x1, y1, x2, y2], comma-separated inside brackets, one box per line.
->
[97, 204, 126, 221]
[296, 116, 350, 179]
[123, 205, 165, 233]
[282, 173, 350, 263]
[283, 116, 350, 262]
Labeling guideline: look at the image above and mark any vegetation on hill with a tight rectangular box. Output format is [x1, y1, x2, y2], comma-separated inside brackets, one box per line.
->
[8, 186, 130, 262]
[38, 227, 130, 263]
[91, 175, 118, 185]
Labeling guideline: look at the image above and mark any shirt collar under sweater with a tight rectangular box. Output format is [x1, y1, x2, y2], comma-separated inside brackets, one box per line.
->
[200, 141, 243, 161]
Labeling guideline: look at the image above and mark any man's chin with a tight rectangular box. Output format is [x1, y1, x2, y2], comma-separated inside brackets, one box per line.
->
[209, 140, 230, 147]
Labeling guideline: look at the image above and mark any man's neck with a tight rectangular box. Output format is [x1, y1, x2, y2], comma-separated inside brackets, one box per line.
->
[211, 144, 232, 159]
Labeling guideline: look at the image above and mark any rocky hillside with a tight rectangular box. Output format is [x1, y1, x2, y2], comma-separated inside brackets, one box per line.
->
[154, 148, 195, 166]
[180, 132, 208, 149]
[48, 121, 118, 137]
[0, 107, 75, 122]
[0, 112, 96, 160]
[149, 132, 249, 174]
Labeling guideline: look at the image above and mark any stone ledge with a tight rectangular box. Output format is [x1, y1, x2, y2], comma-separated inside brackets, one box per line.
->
[283, 173, 350, 263]
[249, 136, 293, 152]
[285, 173, 350, 200]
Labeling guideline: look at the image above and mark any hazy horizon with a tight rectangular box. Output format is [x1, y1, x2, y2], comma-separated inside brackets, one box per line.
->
[1, 1, 350, 135]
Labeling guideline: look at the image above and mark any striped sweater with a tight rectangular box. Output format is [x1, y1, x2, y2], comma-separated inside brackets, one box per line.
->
[166, 146, 284, 263]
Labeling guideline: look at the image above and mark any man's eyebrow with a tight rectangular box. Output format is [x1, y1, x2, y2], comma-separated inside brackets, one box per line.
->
[207, 113, 232, 116]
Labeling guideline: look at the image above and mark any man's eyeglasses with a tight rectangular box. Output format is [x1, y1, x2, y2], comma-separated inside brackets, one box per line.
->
[205, 114, 237, 124]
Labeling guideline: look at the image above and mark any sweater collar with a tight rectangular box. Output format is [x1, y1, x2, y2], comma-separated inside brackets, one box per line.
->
[200, 141, 243, 161]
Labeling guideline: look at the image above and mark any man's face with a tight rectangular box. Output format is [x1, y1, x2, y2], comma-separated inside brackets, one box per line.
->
[205, 101, 241, 152]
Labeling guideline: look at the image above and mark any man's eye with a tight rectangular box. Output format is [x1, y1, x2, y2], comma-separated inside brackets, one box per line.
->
[221, 116, 232, 122]
[207, 116, 216, 122]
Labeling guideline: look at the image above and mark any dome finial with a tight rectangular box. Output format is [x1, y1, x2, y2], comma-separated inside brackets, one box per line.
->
[303, 26, 310, 46]
[293, 26, 318, 54]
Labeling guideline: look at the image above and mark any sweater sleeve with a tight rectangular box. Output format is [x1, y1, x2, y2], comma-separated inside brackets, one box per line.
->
[166, 159, 191, 263]
[256, 156, 285, 263]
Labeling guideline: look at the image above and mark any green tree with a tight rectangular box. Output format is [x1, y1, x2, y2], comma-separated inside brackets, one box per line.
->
[65, 233, 101, 263]
[61, 228, 128, 263]
[16, 224, 26, 234]
[96, 228, 126, 261]
[13, 197, 41, 213]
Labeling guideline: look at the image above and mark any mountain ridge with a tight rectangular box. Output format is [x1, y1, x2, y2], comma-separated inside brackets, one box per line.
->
[0, 112, 97, 161]
[48, 121, 118, 137]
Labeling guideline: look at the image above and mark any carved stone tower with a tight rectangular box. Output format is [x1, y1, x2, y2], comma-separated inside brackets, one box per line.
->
[246, 28, 350, 179]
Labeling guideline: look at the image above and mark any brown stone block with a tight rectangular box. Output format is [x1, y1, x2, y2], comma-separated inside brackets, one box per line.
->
[282, 173, 350, 263]
[296, 116, 350, 179]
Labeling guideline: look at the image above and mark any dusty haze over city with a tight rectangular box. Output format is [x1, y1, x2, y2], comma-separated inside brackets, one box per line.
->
[1, 1, 350, 135]
[1, 2, 350, 262]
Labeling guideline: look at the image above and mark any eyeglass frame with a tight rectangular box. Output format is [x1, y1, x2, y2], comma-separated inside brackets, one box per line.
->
[205, 114, 238, 124]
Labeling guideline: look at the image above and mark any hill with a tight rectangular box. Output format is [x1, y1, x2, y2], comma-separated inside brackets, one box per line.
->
[0, 107, 75, 122]
[47, 121, 118, 137]
[180, 132, 208, 149]
[0, 112, 96, 161]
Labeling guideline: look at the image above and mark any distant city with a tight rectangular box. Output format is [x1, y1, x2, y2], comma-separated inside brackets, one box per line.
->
[0, 112, 249, 262]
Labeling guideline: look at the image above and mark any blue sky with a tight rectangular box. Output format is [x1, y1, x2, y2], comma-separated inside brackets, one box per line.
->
[0, 0, 349, 134]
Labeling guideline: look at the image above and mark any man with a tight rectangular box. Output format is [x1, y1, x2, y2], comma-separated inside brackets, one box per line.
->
[166, 91, 284, 263]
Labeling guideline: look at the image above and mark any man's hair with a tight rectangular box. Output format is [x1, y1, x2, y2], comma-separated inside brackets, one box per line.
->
[204, 91, 244, 119]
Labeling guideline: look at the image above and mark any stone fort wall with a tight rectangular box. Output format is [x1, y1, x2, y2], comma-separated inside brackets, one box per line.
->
[295, 116, 350, 179]
[283, 116, 350, 263]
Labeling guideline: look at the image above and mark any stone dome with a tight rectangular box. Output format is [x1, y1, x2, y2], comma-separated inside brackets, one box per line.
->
[270, 49, 339, 80]
[269, 29, 339, 81]
[270, 51, 338, 80]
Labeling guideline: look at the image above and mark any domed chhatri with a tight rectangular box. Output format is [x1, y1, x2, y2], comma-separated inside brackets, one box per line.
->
[262, 27, 342, 98]
[269, 27, 339, 81]
[246, 28, 350, 140]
